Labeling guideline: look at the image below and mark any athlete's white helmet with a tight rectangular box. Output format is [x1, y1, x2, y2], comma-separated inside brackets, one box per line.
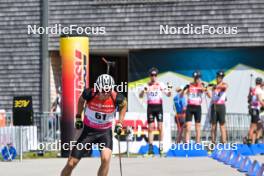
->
[95, 74, 115, 92]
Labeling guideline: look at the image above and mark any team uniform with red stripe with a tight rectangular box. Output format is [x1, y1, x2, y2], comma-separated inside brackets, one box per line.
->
[71, 88, 125, 159]
[210, 83, 227, 124]
[145, 81, 167, 123]
[249, 86, 263, 123]
[83, 94, 116, 129]
[185, 83, 204, 123]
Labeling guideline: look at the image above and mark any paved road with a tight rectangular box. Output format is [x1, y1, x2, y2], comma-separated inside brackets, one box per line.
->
[0, 157, 244, 176]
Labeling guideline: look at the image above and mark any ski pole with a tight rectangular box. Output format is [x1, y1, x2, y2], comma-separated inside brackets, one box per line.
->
[117, 135, 123, 176]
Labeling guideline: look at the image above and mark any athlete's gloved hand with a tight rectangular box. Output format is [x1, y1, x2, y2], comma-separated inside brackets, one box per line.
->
[183, 84, 189, 91]
[75, 114, 83, 129]
[167, 82, 173, 90]
[114, 123, 123, 135]
[207, 83, 216, 87]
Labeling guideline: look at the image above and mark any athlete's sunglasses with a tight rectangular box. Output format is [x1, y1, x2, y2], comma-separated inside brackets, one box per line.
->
[150, 74, 157, 77]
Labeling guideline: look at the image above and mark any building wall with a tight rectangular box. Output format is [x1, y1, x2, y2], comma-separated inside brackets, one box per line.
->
[1, 0, 264, 112]
[49, 0, 264, 50]
[0, 0, 42, 112]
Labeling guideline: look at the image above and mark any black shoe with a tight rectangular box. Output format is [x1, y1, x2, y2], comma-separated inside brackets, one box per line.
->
[148, 144, 154, 155]
[247, 138, 252, 145]
[159, 143, 164, 156]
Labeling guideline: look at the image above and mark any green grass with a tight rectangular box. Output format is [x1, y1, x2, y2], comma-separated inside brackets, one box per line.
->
[17, 151, 60, 159]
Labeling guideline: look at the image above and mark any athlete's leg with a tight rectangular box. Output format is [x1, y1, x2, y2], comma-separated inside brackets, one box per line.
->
[219, 105, 227, 143]
[185, 106, 193, 143]
[98, 148, 112, 176]
[177, 124, 183, 143]
[148, 122, 155, 151]
[147, 122, 155, 154]
[61, 126, 94, 176]
[194, 106, 202, 143]
[256, 122, 263, 141]
[185, 122, 192, 143]
[60, 156, 80, 176]
[178, 123, 185, 143]
[147, 106, 155, 151]
[176, 115, 185, 143]
[157, 111, 164, 152]
[211, 123, 217, 144]
[259, 111, 264, 141]
[210, 105, 217, 143]
[248, 109, 259, 144]
[158, 121, 163, 151]
[158, 122, 163, 141]
[195, 123, 201, 143]
[175, 115, 180, 143]
[248, 123, 257, 144]
[220, 124, 227, 143]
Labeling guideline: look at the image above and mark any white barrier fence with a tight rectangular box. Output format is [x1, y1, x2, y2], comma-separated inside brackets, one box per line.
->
[0, 126, 37, 152]
[171, 113, 251, 143]
[0, 112, 251, 155]
[0, 112, 60, 155]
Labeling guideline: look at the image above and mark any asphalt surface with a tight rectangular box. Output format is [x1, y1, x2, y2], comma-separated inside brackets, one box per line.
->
[0, 157, 246, 176]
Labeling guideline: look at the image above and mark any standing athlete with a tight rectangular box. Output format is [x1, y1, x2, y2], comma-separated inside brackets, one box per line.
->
[60, 74, 127, 176]
[207, 71, 228, 144]
[173, 86, 187, 143]
[182, 71, 208, 143]
[139, 67, 171, 155]
[247, 77, 264, 144]
[258, 83, 264, 141]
